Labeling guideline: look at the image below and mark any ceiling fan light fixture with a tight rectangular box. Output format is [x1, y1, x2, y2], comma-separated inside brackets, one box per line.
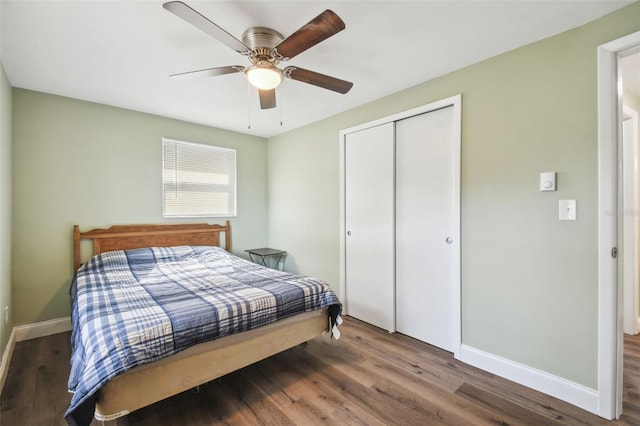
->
[245, 64, 283, 90]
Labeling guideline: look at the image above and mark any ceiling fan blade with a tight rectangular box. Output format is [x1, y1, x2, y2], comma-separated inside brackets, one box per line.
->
[259, 89, 277, 109]
[274, 10, 345, 60]
[163, 1, 250, 54]
[284, 66, 353, 94]
[170, 65, 244, 80]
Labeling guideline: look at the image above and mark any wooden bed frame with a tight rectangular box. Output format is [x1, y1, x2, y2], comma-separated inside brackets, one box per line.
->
[73, 222, 331, 421]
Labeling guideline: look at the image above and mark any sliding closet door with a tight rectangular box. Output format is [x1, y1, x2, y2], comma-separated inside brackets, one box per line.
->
[344, 123, 395, 331]
[395, 107, 457, 352]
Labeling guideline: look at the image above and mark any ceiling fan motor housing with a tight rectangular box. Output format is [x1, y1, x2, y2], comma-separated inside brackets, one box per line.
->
[242, 27, 284, 52]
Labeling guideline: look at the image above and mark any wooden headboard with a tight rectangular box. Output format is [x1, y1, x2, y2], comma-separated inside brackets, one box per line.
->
[73, 221, 231, 270]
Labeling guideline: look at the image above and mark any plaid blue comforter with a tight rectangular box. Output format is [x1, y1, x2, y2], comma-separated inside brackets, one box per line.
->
[65, 245, 341, 425]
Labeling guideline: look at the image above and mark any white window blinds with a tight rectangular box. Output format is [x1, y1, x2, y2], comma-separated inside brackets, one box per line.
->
[162, 138, 237, 217]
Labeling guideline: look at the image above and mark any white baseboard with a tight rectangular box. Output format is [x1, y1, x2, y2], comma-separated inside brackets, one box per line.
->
[14, 316, 71, 342]
[0, 316, 72, 396]
[460, 344, 598, 415]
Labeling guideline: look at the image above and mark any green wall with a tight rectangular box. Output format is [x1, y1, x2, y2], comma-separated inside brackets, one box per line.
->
[11, 90, 268, 325]
[625, 90, 640, 112]
[0, 62, 12, 358]
[267, 2, 640, 389]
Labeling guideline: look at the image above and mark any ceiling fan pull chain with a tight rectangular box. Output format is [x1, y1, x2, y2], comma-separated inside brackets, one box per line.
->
[279, 91, 284, 127]
[246, 84, 252, 130]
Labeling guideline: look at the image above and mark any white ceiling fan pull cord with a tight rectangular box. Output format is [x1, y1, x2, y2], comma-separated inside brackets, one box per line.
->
[279, 91, 284, 127]
[246, 83, 252, 130]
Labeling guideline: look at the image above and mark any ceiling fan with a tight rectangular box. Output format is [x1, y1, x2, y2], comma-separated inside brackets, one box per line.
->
[163, 1, 354, 110]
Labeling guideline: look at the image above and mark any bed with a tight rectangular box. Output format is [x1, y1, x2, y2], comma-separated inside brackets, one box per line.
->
[65, 222, 342, 426]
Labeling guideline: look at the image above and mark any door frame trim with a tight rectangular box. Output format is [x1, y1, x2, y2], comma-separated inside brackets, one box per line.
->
[338, 94, 462, 359]
[597, 31, 640, 420]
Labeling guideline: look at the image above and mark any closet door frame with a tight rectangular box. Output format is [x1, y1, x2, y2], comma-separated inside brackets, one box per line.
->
[338, 94, 462, 359]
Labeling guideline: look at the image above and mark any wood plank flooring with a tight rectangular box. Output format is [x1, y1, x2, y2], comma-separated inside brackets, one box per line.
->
[1, 316, 639, 425]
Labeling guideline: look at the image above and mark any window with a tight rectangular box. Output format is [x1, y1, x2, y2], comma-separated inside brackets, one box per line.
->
[162, 138, 237, 217]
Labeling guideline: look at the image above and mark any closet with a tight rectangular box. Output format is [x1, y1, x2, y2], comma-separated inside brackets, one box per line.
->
[340, 95, 461, 355]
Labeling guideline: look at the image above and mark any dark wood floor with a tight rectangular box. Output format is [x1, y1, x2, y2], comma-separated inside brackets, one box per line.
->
[1, 317, 640, 425]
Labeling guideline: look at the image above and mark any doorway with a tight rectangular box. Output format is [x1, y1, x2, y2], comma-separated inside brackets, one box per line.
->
[597, 31, 640, 420]
[622, 103, 639, 336]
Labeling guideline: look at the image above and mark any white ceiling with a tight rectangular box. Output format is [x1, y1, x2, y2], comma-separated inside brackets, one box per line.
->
[0, 0, 635, 137]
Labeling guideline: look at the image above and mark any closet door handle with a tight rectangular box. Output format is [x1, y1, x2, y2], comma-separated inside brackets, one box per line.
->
[445, 237, 453, 244]
[347, 231, 352, 236]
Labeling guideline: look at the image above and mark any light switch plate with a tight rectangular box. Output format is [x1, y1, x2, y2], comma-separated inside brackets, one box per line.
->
[559, 199, 577, 220]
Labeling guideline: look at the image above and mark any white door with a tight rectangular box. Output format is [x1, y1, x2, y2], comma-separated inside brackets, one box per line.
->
[344, 123, 395, 331]
[395, 107, 458, 352]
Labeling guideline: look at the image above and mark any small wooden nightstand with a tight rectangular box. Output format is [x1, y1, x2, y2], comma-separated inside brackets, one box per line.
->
[245, 248, 287, 270]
